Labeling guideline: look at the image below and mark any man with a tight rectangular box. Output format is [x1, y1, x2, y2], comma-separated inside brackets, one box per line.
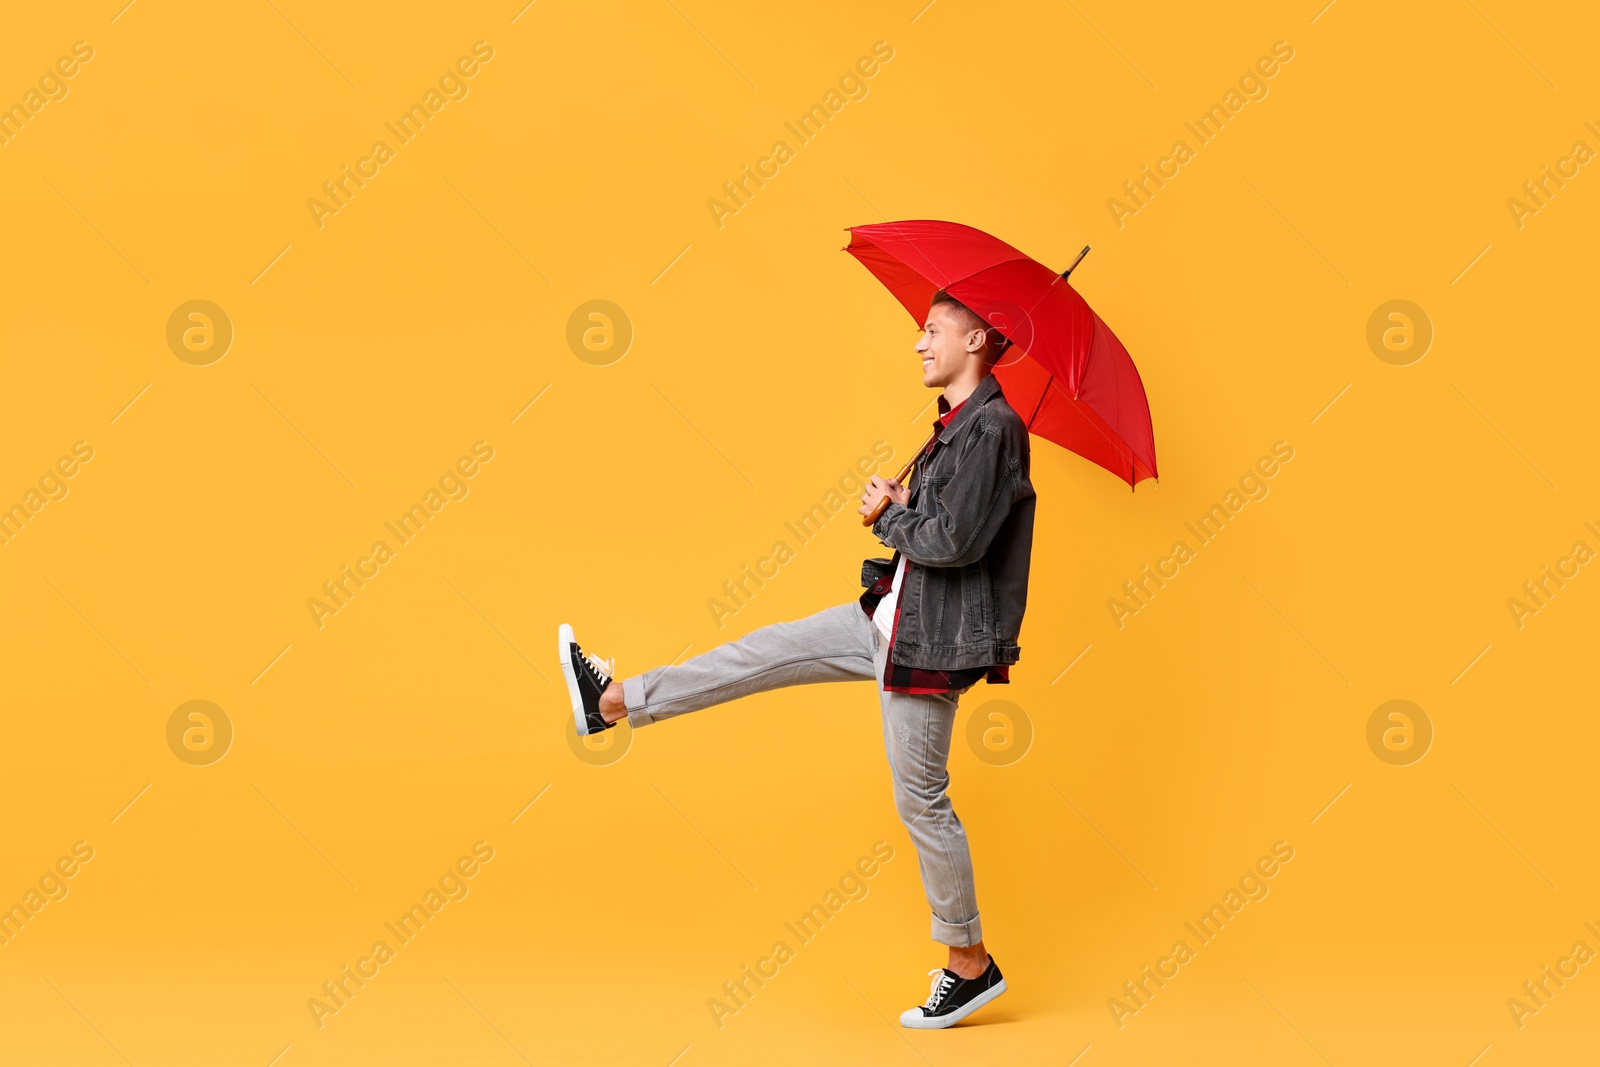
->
[559, 289, 1036, 1028]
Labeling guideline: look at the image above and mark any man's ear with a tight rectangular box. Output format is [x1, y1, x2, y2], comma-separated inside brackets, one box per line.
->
[965, 327, 986, 353]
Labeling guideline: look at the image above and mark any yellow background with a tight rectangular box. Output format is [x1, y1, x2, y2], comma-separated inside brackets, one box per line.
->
[1, 1, 1596, 1064]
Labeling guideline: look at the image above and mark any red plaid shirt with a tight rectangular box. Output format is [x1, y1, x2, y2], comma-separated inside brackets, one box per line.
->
[860, 392, 1012, 695]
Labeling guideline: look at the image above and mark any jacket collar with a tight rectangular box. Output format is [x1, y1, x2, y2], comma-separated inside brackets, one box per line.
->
[932, 372, 1001, 442]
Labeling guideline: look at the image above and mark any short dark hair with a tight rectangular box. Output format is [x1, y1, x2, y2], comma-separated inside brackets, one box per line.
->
[930, 289, 1011, 363]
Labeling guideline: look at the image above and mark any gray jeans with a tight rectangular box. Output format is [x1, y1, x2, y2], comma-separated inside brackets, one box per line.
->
[621, 600, 983, 947]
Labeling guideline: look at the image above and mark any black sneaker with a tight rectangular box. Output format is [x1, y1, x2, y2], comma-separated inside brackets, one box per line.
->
[899, 956, 1006, 1029]
[559, 623, 616, 736]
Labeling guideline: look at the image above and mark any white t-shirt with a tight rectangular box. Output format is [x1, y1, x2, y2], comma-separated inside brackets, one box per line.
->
[873, 554, 908, 642]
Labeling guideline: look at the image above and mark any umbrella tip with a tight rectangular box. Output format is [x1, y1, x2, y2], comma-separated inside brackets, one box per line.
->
[1061, 245, 1091, 278]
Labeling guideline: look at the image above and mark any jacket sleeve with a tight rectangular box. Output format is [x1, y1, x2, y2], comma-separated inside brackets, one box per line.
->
[871, 421, 1017, 568]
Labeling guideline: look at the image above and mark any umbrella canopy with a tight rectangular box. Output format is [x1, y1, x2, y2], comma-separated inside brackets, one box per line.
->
[844, 220, 1157, 487]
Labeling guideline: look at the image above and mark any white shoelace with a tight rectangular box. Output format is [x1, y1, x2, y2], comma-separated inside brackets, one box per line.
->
[922, 968, 956, 1010]
[582, 649, 615, 682]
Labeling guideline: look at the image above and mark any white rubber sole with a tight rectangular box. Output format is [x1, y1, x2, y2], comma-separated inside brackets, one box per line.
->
[557, 623, 591, 735]
[899, 978, 1007, 1029]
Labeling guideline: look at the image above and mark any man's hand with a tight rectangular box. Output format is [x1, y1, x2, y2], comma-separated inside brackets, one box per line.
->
[858, 474, 910, 519]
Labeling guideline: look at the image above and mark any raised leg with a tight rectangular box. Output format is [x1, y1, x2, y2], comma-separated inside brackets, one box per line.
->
[619, 601, 878, 728]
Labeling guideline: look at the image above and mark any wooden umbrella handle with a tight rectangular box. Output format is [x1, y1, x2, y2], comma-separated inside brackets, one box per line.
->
[864, 454, 928, 527]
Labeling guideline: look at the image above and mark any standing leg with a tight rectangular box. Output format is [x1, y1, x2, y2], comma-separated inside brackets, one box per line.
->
[616, 601, 879, 728]
[873, 634, 986, 954]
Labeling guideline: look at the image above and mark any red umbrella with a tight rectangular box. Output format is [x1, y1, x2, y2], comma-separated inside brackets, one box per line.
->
[844, 219, 1157, 488]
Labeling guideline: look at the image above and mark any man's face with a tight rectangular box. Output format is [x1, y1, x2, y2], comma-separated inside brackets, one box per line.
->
[916, 303, 984, 388]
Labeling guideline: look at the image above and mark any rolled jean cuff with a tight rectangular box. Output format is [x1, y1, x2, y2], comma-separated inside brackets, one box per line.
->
[932, 911, 982, 948]
[622, 675, 655, 728]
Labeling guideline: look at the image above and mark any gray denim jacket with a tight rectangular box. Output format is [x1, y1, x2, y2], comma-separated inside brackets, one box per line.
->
[861, 372, 1036, 671]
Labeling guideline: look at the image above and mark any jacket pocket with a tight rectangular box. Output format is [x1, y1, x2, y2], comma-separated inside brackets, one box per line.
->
[860, 556, 895, 589]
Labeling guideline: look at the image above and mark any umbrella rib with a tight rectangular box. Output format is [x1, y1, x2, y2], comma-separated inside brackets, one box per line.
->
[1027, 374, 1053, 426]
